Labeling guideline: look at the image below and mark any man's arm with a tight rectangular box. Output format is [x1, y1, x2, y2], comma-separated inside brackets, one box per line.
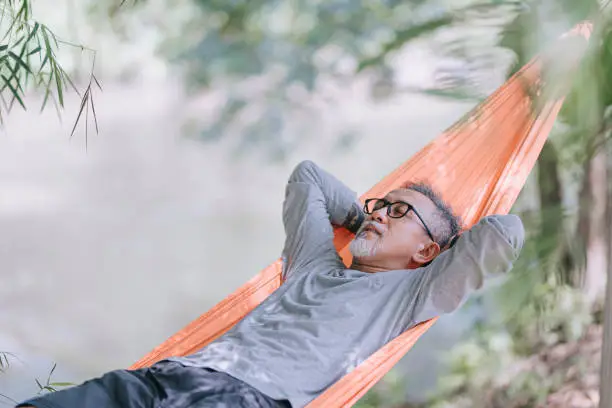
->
[282, 160, 364, 279]
[410, 214, 525, 323]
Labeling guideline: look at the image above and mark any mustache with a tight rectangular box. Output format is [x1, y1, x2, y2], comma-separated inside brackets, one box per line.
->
[350, 222, 384, 257]
[357, 221, 383, 236]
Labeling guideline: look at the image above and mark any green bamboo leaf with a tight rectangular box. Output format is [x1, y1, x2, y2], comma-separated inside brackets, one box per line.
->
[8, 51, 32, 73]
[48, 382, 73, 387]
[70, 87, 90, 137]
[2, 11, 22, 43]
[93, 74, 102, 91]
[0, 87, 10, 111]
[52, 61, 63, 106]
[40, 85, 52, 112]
[90, 87, 98, 133]
[0, 44, 8, 52]
[0, 392, 17, 404]
[13, 71, 25, 93]
[40, 25, 53, 55]
[26, 22, 40, 44]
[3, 65, 25, 91]
[44, 26, 60, 49]
[24, 66, 30, 88]
[28, 46, 41, 56]
[35, 35, 42, 60]
[39, 52, 49, 72]
[85, 88, 89, 148]
[7, 89, 19, 111]
[0, 2, 7, 29]
[47, 363, 57, 385]
[49, 90, 62, 122]
[14, 3, 26, 22]
[20, 0, 30, 21]
[59, 66, 79, 94]
[1, 74, 26, 109]
[12, 35, 25, 49]
[18, 40, 28, 59]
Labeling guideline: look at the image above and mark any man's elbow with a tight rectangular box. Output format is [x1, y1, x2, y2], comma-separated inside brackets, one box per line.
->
[288, 160, 319, 184]
[485, 214, 525, 255]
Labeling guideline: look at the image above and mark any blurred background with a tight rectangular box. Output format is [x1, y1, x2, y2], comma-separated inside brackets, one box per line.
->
[0, 0, 611, 407]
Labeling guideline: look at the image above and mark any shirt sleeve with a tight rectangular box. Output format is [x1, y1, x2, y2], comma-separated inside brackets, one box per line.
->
[410, 214, 525, 324]
[281, 160, 364, 279]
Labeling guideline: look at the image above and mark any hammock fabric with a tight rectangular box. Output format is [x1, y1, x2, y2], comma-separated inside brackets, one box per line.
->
[131, 23, 592, 407]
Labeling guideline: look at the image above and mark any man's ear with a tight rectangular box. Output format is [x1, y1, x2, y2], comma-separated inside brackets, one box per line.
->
[413, 241, 441, 265]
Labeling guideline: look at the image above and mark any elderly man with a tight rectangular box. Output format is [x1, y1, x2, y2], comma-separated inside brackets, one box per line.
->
[19, 160, 524, 408]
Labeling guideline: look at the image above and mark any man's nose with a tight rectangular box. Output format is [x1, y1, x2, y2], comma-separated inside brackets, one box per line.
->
[371, 208, 388, 224]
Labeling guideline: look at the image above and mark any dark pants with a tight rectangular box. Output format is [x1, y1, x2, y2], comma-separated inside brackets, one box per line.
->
[18, 361, 291, 408]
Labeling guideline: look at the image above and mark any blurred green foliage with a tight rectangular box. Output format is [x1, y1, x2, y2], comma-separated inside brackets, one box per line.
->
[91, 0, 534, 158]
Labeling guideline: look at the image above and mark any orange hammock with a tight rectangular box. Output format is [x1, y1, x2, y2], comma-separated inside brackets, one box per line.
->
[131, 23, 592, 407]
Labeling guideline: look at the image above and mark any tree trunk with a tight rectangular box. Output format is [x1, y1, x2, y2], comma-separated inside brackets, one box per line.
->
[537, 141, 576, 284]
[537, 141, 563, 256]
[538, 141, 563, 227]
[584, 150, 608, 304]
[599, 149, 612, 408]
[601, 242, 612, 406]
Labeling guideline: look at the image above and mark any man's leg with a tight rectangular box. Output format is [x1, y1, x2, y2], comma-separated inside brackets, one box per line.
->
[152, 361, 290, 408]
[16, 368, 161, 408]
[190, 386, 291, 408]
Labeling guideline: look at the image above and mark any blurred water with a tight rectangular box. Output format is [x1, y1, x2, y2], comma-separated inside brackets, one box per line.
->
[0, 56, 482, 402]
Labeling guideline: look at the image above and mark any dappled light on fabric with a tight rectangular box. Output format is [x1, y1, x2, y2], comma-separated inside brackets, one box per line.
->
[130, 22, 592, 408]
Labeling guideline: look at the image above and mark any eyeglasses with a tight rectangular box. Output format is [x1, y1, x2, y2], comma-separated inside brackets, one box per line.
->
[363, 198, 435, 242]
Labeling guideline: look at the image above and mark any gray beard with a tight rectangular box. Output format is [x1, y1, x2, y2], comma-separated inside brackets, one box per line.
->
[349, 233, 381, 258]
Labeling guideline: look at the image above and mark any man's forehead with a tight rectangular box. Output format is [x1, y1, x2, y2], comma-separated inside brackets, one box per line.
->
[386, 189, 435, 210]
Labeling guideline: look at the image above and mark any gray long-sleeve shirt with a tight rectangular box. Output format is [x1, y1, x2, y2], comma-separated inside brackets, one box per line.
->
[169, 160, 525, 407]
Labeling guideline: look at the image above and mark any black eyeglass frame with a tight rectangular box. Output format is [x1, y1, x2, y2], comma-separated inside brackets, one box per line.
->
[363, 198, 435, 242]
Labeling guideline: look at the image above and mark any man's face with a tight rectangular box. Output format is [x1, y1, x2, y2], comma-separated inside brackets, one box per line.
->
[349, 189, 439, 269]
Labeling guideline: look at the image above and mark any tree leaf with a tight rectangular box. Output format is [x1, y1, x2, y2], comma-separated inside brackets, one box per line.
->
[47, 362, 57, 385]
[20, 0, 30, 21]
[0, 392, 18, 404]
[85, 86, 89, 149]
[8, 51, 32, 73]
[2, 8, 23, 43]
[28, 46, 41, 56]
[1, 74, 26, 109]
[11, 35, 25, 49]
[48, 382, 73, 387]
[58, 65, 79, 95]
[70, 87, 90, 137]
[357, 14, 453, 72]
[93, 74, 102, 91]
[52, 61, 64, 106]
[40, 85, 52, 112]
[40, 25, 54, 57]
[0, 87, 10, 111]
[39, 52, 49, 72]
[90, 88, 98, 134]
[26, 22, 40, 44]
